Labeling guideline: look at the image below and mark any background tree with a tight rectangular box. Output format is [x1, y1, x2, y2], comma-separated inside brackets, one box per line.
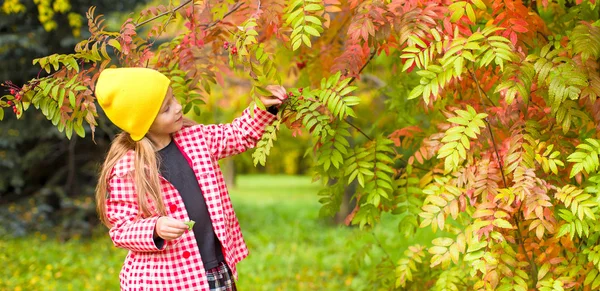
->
[4, 0, 600, 290]
[0, 0, 151, 237]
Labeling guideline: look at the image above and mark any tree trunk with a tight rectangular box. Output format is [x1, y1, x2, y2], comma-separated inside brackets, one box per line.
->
[333, 179, 357, 225]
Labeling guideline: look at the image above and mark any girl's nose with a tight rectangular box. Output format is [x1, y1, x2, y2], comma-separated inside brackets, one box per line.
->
[175, 100, 183, 113]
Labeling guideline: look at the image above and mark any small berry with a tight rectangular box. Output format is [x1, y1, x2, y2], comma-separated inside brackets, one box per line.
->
[297, 61, 306, 70]
[12, 106, 17, 113]
[15, 94, 21, 101]
[7, 101, 12, 106]
[10, 89, 15, 95]
[223, 44, 229, 50]
[288, 91, 293, 97]
[224, 41, 229, 46]
[231, 46, 238, 55]
[298, 88, 303, 93]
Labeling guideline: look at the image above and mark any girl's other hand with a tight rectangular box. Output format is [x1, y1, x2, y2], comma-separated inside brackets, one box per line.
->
[154, 216, 188, 240]
[261, 85, 287, 107]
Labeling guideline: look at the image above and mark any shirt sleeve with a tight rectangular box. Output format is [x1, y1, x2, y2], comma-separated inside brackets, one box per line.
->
[105, 174, 174, 252]
[190, 106, 277, 160]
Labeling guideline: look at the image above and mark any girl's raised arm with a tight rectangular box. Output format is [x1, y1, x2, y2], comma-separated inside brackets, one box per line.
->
[187, 106, 277, 160]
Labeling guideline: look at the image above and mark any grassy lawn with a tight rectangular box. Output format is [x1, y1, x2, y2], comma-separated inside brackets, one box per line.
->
[1, 175, 438, 290]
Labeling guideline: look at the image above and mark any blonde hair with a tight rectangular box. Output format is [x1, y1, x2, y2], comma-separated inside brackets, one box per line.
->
[95, 118, 197, 227]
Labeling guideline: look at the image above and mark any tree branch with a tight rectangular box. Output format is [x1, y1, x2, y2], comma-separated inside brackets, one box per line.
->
[135, 0, 193, 27]
[469, 69, 507, 187]
[467, 73, 497, 107]
[470, 68, 538, 287]
[348, 49, 377, 85]
[344, 50, 377, 141]
[136, 1, 243, 29]
[346, 118, 373, 141]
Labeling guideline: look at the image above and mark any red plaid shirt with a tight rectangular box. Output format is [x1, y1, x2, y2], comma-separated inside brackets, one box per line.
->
[105, 107, 276, 290]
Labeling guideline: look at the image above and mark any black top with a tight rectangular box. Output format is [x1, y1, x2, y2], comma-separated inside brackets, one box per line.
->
[157, 140, 224, 269]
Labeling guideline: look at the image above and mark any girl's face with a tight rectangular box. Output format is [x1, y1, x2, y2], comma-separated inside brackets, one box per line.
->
[148, 87, 183, 137]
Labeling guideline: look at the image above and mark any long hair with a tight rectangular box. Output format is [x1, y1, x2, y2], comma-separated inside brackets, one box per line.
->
[95, 118, 197, 227]
[95, 132, 166, 227]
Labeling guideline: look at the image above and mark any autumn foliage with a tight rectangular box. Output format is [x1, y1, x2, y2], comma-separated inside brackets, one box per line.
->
[4, 0, 600, 290]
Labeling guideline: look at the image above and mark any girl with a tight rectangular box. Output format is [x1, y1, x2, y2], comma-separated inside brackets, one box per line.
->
[94, 67, 287, 291]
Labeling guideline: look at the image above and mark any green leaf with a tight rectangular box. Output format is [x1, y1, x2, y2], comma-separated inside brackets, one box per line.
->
[408, 85, 424, 100]
[108, 39, 121, 52]
[292, 38, 302, 51]
[67, 58, 79, 72]
[304, 15, 322, 26]
[473, 0, 486, 10]
[493, 219, 513, 229]
[184, 220, 196, 231]
[450, 8, 465, 22]
[304, 3, 323, 11]
[74, 122, 85, 138]
[304, 26, 320, 37]
[69, 91, 76, 107]
[465, 3, 476, 23]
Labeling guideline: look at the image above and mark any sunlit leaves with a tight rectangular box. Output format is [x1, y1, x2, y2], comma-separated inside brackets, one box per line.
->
[395, 245, 426, 288]
[534, 142, 565, 175]
[428, 234, 466, 268]
[252, 120, 280, 166]
[418, 175, 462, 232]
[555, 185, 597, 222]
[406, 25, 516, 104]
[407, 64, 454, 105]
[572, 23, 600, 62]
[284, 0, 325, 50]
[438, 105, 487, 173]
[448, 1, 477, 23]
[495, 62, 535, 105]
[567, 139, 600, 178]
[317, 71, 359, 119]
[232, 17, 259, 58]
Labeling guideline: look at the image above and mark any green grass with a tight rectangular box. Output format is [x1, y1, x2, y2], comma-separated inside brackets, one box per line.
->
[1, 175, 438, 291]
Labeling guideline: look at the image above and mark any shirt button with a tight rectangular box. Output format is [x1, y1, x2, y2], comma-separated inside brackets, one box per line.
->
[169, 204, 177, 213]
[182, 251, 191, 259]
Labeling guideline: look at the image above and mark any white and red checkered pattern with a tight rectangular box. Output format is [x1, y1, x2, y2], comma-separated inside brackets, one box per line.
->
[105, 107, 276, 291]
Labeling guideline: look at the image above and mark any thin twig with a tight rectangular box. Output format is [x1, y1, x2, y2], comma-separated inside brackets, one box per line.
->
[470, 67, 538, 287]
[342, 49, 429, 171]
[135, 0, 193, 27]
[469, 69, 507, 187]
[344, 50, 378, 141]
[348, 50, 377, 85]
[346, 119, 373, 141]
[467, 72, 497, 107]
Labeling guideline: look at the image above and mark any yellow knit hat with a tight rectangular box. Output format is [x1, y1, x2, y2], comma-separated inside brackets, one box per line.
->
[95, 68, 171, 141]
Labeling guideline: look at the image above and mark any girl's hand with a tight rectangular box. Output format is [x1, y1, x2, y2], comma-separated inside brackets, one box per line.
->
[260, 85, 287, 107]
[154, 216, 188, 240]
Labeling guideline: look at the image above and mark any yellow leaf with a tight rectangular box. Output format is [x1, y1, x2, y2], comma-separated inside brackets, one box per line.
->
[466, 3, 476, 23]
[473, 0, 486, 10]
[449, 244, 460, 263]
[428, 246, 448, 255]
[537, 263, 550, 281]
[432, 237, 454, 247]
[493, 218, 514, 229]
[427, 195, 448, 207]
